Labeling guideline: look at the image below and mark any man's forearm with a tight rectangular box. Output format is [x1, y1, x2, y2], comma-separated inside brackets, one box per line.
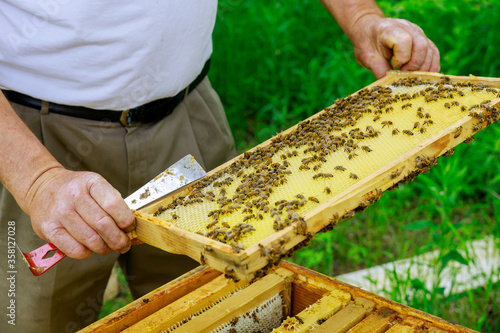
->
[319, 0, 385, 41]
[0, 93, 63, 213]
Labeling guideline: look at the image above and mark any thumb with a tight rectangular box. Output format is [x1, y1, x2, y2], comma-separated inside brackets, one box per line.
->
[379, 26, 413, 69]
[368, 56, 393, 79]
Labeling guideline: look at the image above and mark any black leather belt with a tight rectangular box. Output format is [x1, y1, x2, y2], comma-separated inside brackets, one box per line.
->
[3, 59, 210, 126]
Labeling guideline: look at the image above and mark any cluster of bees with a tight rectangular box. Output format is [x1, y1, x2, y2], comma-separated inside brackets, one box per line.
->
[155, 75, 499, 276]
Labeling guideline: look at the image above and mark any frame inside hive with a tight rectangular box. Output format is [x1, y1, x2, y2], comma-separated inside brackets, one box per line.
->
[81, 261, 476, 333]
[131, 71, 500, 281]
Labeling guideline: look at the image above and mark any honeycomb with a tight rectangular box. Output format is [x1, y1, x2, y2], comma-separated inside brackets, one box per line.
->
[212, 292, 285, 333]
[155, 77, 499, 249]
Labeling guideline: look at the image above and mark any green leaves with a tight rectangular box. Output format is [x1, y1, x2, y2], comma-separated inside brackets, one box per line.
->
[403, 220, 434, 231]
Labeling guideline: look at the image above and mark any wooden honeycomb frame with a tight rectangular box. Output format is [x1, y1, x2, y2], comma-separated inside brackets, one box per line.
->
[81, 261, 477, 332]
[129, 71, 500, 281]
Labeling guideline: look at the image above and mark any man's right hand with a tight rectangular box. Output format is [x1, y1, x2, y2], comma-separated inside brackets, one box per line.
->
[25, 167, 135, 259]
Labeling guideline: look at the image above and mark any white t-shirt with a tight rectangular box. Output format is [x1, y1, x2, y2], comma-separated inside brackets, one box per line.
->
[0, 1, 216, 110]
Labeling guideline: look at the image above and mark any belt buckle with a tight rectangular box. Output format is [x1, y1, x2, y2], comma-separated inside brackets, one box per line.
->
[120, 109, 141, 127]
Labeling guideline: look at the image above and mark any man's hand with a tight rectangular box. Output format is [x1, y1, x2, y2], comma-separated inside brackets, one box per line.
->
[320, 0, 440, 79]
[349, 15, 440, 79]
[25, 167, 135, 259]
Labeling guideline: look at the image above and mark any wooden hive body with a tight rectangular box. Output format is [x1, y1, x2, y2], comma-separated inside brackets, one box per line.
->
[81, 261, 478, 333]
[128, 71, 500, 281]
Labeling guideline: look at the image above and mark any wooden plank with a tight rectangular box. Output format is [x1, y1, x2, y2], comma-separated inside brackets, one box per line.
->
[79, 266, 219, 333]
[130, 72, 500, 282]
[169, 267, 295, 333]
[132, 211, 251, 279]
[122, 275, 248, 332]
[428, 327, 451, 333]
[348, 307, 398, 333]
[383, 316, 432, 333]
[273, 289, 351, 332]
[384, 324, 416, 333]
[290, 281, 326, 316]
[313, 298, 375, 333]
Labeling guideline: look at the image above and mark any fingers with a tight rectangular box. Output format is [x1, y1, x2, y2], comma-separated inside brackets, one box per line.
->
[365, 54, 393, 80]
[88, 177, 136, 232]
[75, 195, 131, 254]
[379, 26, 414, 70]
[40, 220, 93, 259]
[428, 40, 441, 73]
[361, 18, 440, 77]
[28, 169, 136, 260]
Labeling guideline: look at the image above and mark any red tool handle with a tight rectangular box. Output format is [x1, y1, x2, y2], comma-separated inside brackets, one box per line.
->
[25, 243, 66, 276]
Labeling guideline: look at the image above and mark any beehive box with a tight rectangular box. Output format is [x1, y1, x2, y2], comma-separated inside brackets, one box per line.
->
[129, 71, 499, 281]
[81, 261, 477, 332]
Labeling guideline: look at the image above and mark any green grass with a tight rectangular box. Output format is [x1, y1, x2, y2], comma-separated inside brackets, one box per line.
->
[102, 0, 500, 330]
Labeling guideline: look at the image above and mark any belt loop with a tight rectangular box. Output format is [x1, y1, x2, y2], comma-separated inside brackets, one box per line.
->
[40, 101, 49, 115]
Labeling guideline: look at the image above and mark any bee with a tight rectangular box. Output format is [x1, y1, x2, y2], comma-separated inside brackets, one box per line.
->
[361, 146, 372, 152]
[460, 105, 467, 112]
[206, 220, 218, 229]
[312, 163, 322, 171]
[242, 215, 253, 222]
[464, 136, 474, 144]
[444, 102, 451, 109]
[425, 113, 431, 118]
[381, 120, 393, 128]
[373, 115, 381, 122]
[423, 119, 434, 126]
[403, 130, 414, 136]
[299, 165, 310, 171]
[392, 128, 400, 135]
[349, 173, 359, 180]
[335, 165, 346, 171]
[419, 127, 427, 134]
[200, 253, 206, 265]
[417, 111, 424, 118]
[413, 122, 420, 129]
[308, 196, 320, 203]
[453, 126, 463, 138]
[348, 152, 358, 160]
[443, 148, 455, 158]
[222, 222, 231, 228]
[252, 311, 260, 324]
[205, 245, 213, 252]
[402, 103, 412, 109]
[232, 243, 244, 253]
[458, 90, 464, 96]
[390, 168, 402, 179]
[417, 107, 424, 112]
[342, 211, 356, 220]
[324, 187, 332, 194]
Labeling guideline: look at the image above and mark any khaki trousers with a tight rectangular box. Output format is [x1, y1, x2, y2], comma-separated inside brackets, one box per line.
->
[0, 78, 236, 333]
